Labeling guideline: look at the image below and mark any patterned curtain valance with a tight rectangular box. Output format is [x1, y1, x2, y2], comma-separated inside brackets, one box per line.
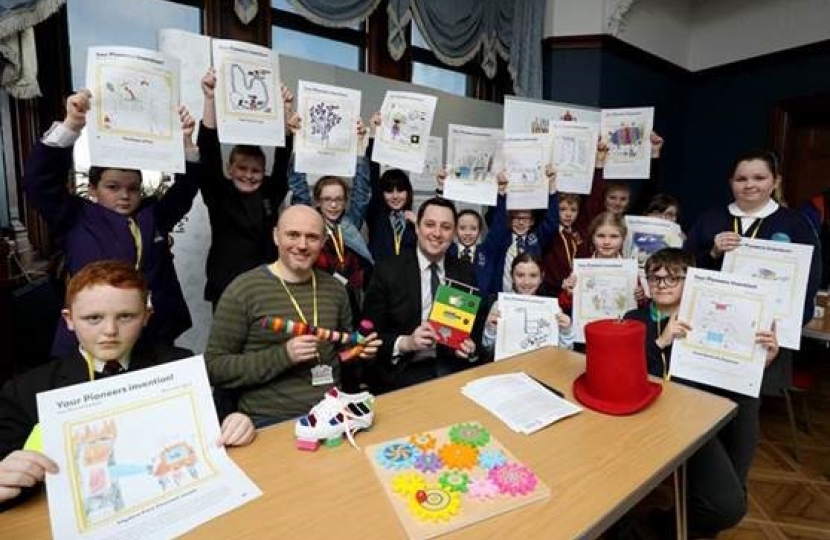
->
[286, 0, 385, 29]
[387, 0, 545, 98]
[0, 0, 66, 98]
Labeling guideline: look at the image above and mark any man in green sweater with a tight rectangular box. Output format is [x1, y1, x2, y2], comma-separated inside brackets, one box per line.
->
[205, 205, 380, 427]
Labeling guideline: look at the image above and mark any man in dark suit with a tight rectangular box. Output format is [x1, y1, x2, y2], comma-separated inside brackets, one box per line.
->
[0, 261, 254, 511]
[363, 197, 481, 393]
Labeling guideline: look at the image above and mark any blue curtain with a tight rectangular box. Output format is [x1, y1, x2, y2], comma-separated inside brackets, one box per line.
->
[0, 0, 66, 98]
[286, 0, 384, 28]
[388, 0, 545, 98]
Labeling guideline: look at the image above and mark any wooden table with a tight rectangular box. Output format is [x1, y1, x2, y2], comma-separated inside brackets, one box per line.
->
[2, 347, 736, 540]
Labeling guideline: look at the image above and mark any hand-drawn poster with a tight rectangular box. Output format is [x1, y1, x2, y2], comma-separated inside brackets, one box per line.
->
[600, 107, 653, 179]
[572, 258, 638, 342]
[85, 47, 184, 173]
[294, 80, 361, 177]
[623, 215, 684, 268]
[382, 135, 443, 192]
[212, 38, 285, 147]
[38, 356, 261, 540]
[372, 91, 437, 174]
[495, 293, 560, 361]
[670, 268, 774, 397]
[503, 96, 601, 134]
[550, 121, 598, 195]
[444, 124, 502, 206]
[497, 133, 552, 210]
[158, 29, 211, 139]
[722, 238, 814, 350]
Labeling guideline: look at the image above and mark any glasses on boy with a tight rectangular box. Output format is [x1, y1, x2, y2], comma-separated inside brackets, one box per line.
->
[646, 274, 686, 288]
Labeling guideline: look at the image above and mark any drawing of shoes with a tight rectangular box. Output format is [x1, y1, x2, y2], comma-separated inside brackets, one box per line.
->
[295, 388, 375, 448]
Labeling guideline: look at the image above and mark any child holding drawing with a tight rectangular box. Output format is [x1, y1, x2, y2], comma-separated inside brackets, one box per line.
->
[474, 167, 559, 298]
[541, 192, 590, 296]
[622, 248, 778, 538]
[0, 261, 255, 511]
[23, 90, 200, 357]
[198, 67, 297, 308]
[558, 212, 646, 313]
[481, 252, 574, 358]
[435, 169, 485, 264]
[366, 112, 418, 261]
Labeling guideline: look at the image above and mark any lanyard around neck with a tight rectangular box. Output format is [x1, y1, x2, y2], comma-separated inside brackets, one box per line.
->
[732, 216, 763, 239]
[652, 305, 671, 382]
[327, 224, 345, 265]
[272, 265, 318, 326]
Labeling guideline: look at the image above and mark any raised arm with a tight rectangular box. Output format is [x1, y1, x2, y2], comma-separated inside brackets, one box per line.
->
[345, 118, 371, 229]
[22, 91, 90, 234]
[155, 106, 200, 232]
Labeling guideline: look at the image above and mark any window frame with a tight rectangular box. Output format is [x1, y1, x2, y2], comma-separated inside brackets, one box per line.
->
[271, 5, 367, 72]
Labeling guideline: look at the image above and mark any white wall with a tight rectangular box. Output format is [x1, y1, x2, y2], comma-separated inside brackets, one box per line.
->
[545, 0, 830, 71]
[688, 0, 830, 71]
[616, 0, 692, 68]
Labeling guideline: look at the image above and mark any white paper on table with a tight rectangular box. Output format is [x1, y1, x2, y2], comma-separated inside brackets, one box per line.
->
[380, 136, 443, 192]
[294, 80, 361, 177]
[38, 356, 261, 540]
[85, 47, 184, 173]
[371, 91, 437, 174]
[572, 258, 638, 342]
[503, 95, 601, 133]
[495, 293, 560, 361]
[496, 133, 552, 210]
[670, 268, 774, 397]
[158, 29, 211, 139]
[444, 124, 502, 206]
[623, 215, 684, 268]
[212, 39, 285, 147]
[462, 372, 581, 434]
[600, 106, 654, 179]
[722, 238, 814, 350]
[550, 121, 598, 194]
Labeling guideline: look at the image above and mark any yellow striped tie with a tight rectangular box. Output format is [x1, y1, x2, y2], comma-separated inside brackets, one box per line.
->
[128, 217, 143, 269]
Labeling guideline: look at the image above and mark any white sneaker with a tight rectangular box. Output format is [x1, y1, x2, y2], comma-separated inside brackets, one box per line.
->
[295, 388, 375, 448]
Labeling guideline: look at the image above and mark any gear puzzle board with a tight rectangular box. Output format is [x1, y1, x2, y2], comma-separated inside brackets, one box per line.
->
[365, 422, 550, 540]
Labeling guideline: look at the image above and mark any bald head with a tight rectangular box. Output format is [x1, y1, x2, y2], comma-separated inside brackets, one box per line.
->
[272, 205, 326, 280]
[278, 204, 326, 235]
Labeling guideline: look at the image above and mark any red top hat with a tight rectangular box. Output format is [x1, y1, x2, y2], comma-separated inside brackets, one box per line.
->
[573, 319, 662, 415]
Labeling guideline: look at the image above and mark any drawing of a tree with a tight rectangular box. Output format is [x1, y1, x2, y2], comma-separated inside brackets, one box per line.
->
[308, 102, 342, 142]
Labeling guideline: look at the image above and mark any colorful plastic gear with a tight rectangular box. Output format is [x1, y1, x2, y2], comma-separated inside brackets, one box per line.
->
[438, 470, 470, 493]
[408, 432, 437, 452]
[437, 442, 479, 470]
[478, 449, 507, 470]
[392, 472, 427, 496]
[449, 422, 491, 448]
[377, 442, 420, 470]
[488, 463, 538, 496]
[413, 452, 443, 474]
[467, 477, 500, 501]
[407, 486, 461, 523]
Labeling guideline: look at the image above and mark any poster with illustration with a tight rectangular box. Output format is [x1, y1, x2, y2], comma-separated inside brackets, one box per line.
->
[496, 133, 552, 210]
[85, 47, 184, 173]
[372, 91, 438, 173]
[722, 238, 814, 350]
[495, 293, 560, 361]
[38, 356, 260, 540]
[212, 39, 285, 147]
[444, 124, 502, 206]
[550, 121, 598, 194]
[294, 80, 361, 177]
[503, 96, 601, 134]
[382, 136, 444, 192]
[600, 107, 653, 179]
[571, 258, 638, 342]
[623, 215, 684, 268]
[670, 268, 773, 397]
